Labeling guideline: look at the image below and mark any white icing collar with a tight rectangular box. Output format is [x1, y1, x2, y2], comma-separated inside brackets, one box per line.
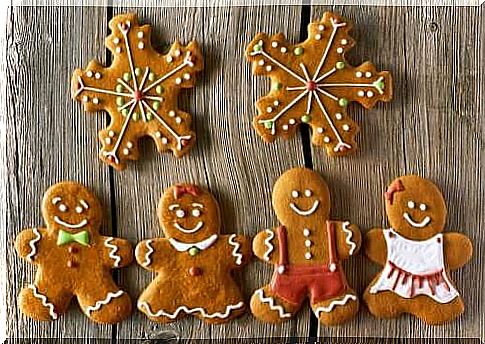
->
[169, 234, 218, 252]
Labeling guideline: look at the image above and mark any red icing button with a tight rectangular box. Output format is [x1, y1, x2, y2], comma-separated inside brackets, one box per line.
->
[67, 260, 77, 268]
[306, 80, 317, 91]
[68, 246, 78, 254]
[189, 267, 202, 276]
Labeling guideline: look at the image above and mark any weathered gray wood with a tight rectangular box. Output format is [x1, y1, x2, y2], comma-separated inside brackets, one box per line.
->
[309, 5, 485, 341]
[4, 6, 113, 339]
[111, 5, 309, 340]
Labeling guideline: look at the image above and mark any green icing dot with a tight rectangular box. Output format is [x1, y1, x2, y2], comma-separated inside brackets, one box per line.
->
[155, 85, 164, 94]
[264, 121, 273, 129]
[123, 72, 132, 81]
[121, 109, 129, 117]
[148, 72, 156, 81]
[115, 84, 124, 92]
[272, 82, 282, 91]
[188, 247, 200, 256]
[135, 67, 142, 76]
[294, 47, 304, 56]
[339, 98, 349, 107]
[132, 112, 140, 121]
[336, 61, 345, 70]
[146, 112, 153, 121]
[116, 97, 125, 106]
[253, 44, 262, 52]
[301, 115, 311, 123]
[153, 101, 161, 110]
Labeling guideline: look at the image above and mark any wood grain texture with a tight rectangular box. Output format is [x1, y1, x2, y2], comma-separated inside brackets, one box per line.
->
[309, 5, 485, 341]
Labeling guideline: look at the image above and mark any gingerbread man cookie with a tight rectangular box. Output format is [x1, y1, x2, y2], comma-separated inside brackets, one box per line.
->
[251, 168, 361, 325]
[364, 175, 473, 325]
[71, 13, 203, 170]
[135, 184, 251, 324]
[15, 182, 133, 323]
[245, 12, 392, 156]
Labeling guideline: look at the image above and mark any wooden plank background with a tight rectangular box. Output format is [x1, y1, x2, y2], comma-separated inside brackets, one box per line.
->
[3, 3, 484, 342]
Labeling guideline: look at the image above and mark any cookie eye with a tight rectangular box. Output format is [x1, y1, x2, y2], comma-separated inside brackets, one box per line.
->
[75, 206, 83, 214]
[59, 204, 68, 212]
[176, 209, 185, 218]
[291, 190, 299, 198]
[407, 201, 415, 209]
[191, 209, 201, 217]
[419, 203, 427, 211]
[304, 189, 312, 197]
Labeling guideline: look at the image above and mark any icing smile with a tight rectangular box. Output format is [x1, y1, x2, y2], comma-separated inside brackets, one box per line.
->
[403, 212, 431, 228]
[174, 221, 204, 234]
[53, 216, 88, 229]
[290, 200, 320, 216]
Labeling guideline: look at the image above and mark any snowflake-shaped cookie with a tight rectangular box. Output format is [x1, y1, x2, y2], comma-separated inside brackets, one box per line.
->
[71, 13, 203, 170]
[246, 12, 392, 156]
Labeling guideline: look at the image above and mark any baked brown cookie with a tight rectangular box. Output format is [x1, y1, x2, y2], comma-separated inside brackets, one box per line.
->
[245, 12, 392, 156]
[364, 175, 473, 325]
[15, 182, 133, 324]
[135, 184, 251, 324]
[251, 168, 361, 325]
[71, 13, 203, 170]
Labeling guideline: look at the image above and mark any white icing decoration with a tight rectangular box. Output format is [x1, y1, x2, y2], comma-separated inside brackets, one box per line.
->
[139, 300, 244, 319]
[342, 221, 357, 255]
[291, 190, 299, 198]
[53, 216, 87, 229]
[52, 197, 61, 205]
[169, 234, 218, 252]
[343, 124, 350, 131]
[175, 209, 186, 218]
[420, 203, 427, 211]
[168, 204, 180, 210]
[304, 189, 312, 197]
[313, 294, 357, 317]
[28, 284, 58, 320]
[76, 206, 83, 214]
[174, 221, 203, 234]
[303, 228, 310, 237]
[255, 288, 291, 318]
[80, 200, 89, 209]
[289, 200, 319, 216]
[104, 237, 121, 267]
[142, 239, 154, 267]
[191, 209, 201, 217]
[408, 201, 415, 209]
[403, 212, 431, 228]
[263, 229, 275, 262]
[228, 234, 243, 265]
[59, 204, 67, 212]
[192, 203, 204, 208]
[26, 228, 41, 262]
[305, 252, 312, 260]
[85, 290, 125, 316]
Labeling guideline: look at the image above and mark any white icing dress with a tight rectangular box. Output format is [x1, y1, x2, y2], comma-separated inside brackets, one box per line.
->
[369, 228, 459, 304]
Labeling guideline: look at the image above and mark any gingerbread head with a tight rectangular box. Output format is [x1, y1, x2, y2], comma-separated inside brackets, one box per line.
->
[384, 175, 447, 240]
[158, 184, 221, 243]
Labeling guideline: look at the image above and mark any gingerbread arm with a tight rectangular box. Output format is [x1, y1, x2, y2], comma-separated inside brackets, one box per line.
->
[101, 236, 133, 268]
[443, 232, 473, 270]
[364, 228, 387, 266]
[135, 238, 171, 271]
[15, 227, 46, 263]
[226, 234, 252, 268]
[252, 228, 279, 264]
[333, 221, 361, 260]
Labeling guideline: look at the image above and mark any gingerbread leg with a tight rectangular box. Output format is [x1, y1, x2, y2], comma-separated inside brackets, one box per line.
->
[411, 295, 465, 325]
[311, 290, 359, 326]
[363, 287, 405, 319]
[18, 279, 72, 321]
[250, 285, 300, 323]
[192, 287, 246, 325]
[77, 281, 131, 324]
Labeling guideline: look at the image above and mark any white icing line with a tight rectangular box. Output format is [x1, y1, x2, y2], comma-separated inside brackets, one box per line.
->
[104, 237, 121, 267]
[85, 290, 125, 316]
[403, 213, 431, 228]
[313, 294, 357, 317]
[263, 229, 275, 262]
[28, 284, 58, 320]
[26, 228, 42, 262]
[255, 288, 291, 318]
[139, 300, 244, 319]
[342, 221, 357, 255]
[53, 216, 88, 229]
[289, 200, 320, 216]
[142, 240, 154, 267]
[228, 234, 243, 266]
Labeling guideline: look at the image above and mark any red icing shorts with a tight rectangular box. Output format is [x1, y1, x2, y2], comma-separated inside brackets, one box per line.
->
[270, 264, 347, 305]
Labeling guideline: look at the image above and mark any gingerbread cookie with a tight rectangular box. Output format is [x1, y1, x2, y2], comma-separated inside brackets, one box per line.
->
[135, 184, 251, 324]
[71, 13, 203, 170]
[364, 175, 473, 325]
[245, 12, 392, 156]
[251, 168, 361, 325]
[15, 182, 133, 324]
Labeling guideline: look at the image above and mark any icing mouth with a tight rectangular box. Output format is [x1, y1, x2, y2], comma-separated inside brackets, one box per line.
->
[403, 212, 431, 228]
[174, 221, 204, 234]
[53, 216, 88, 229]
[290, 200, 320, 216]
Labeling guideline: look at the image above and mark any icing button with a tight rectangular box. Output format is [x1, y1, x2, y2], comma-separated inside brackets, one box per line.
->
[67, 260, 77, 268]
[189, 267, 202, 276]
[188, 247, 200, 256]
[68, 246, 78, 254]
[303, 228, 310, 237]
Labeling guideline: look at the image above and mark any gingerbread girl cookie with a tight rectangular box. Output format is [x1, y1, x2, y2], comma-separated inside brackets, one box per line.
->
[245, 12, 392, 156]
[15, 182, 133, 323]
[364, 175, 473, 325]
[251, 168, 361, 325]
[135, 184, 251, 324]
[71, 13, 203, 170]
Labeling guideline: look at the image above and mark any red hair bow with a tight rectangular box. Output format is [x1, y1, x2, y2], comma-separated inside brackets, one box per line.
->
[384, 179, 404, 205]
[174, 185, 200, 199]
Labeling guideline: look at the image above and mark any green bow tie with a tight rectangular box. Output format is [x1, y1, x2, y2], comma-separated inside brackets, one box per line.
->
[57, 230, 90, 246]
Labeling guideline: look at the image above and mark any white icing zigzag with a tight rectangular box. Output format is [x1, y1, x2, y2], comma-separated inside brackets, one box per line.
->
[228, 234, 243, 265]
[28, 284, 58, 320]
[142, 240, 154, 267]
[255, 288, 291, 318]
[104, 237, 121, 267]
[263, 229, 275, 261]
[85, 290, 125, 316]
[138, 300, 244, 319]
[313, 294, 357, 317]
[26, 227, 42, 262]
[342, 221, 357, 255]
